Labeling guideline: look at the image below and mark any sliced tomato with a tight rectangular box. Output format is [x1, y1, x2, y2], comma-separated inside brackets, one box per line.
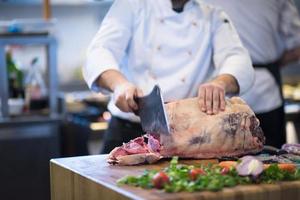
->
[189, 168, 206, 180]
[152, 172, 170, 189]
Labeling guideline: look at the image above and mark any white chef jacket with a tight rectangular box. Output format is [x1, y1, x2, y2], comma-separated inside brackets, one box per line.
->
[83, 0, 254, 122]
[204, 0, 300, 113]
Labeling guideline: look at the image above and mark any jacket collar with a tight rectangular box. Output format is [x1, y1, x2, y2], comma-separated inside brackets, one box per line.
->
[155, 0, 199, 18]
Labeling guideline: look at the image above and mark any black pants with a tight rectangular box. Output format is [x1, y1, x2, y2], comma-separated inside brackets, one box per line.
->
[256, 105, 286, 148]
[101, 116, 144, 154]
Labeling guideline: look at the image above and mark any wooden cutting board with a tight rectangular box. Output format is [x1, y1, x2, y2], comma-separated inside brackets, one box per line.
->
[50, 155, 300, 200]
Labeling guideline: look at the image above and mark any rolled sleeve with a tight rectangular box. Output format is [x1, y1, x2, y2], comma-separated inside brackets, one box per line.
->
[83, 0, 136, 94]
[83, 47, 119, 93]
[212, 8, 254, 95]
[218, 54, 254, 95]
[279, 0, 300, 50]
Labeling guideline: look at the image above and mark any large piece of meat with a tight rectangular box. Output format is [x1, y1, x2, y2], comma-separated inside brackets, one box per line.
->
[108, 97, 265, 165]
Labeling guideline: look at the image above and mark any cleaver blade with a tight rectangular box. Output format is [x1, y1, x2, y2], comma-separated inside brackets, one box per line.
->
[136, 85, 170, 135]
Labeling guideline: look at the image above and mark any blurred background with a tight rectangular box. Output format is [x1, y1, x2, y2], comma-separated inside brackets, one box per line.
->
[1, 0, 300, 199]
[0, 1, 112, 199]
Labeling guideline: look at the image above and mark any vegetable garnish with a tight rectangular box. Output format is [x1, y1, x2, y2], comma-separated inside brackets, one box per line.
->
[117, 157, 300, 193]
[264, 163, 297, 173]
[236, 156, 264, 177]
[219, 161, 237, 169]
[152, 172, 170, 189]
[189, 168, 206, 181]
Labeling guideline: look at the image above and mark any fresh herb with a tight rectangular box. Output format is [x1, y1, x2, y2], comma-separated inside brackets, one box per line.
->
[117, 169, 158, 188]
[117, 157, 300, 193]
[261, 164, 300, 183]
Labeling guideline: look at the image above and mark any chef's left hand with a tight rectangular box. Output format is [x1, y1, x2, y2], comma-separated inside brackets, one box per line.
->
[198, 80, 226, 115]
[198, 75, 239, 115]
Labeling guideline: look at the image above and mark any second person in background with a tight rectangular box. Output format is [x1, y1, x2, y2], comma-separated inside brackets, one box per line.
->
[205, 0, 300, 148]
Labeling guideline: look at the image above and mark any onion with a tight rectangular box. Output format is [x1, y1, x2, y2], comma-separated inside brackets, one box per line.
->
[236, 156, 264, 177]
[240, 155, 256, 162]
[282, 144, 300, 155]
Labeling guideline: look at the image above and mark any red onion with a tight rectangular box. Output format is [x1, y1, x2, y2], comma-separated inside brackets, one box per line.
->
[236, 156, 264, 177]
[282, 144, 300, 155]
[240, 155, 256, 162]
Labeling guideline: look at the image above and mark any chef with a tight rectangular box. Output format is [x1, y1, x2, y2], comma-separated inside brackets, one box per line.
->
[205, 0, 300, 148]
[83, 0, 254, 153]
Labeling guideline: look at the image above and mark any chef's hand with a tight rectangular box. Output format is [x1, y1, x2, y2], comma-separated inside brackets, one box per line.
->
[198, 74, 239, 115]
[198, 81, 226, 115]
[280, 47, 300, 67]
[97, 69, 143, 113]
[113, 82, 144, 113]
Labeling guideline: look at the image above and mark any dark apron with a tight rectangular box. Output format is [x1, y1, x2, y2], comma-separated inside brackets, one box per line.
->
[253, 61, 286, 147]
[253, 60, 283, 100]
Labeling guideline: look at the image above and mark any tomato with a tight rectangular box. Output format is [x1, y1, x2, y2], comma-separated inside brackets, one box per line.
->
[189, 168, 206, 180]
[221, 167, 230, 175]
[152, 172, 170, 189]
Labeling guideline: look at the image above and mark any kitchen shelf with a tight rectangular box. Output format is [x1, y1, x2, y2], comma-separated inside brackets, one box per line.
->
[0, 33, 59, 120]
[0, 0, 113, 6]
[0, 32, 63, 200]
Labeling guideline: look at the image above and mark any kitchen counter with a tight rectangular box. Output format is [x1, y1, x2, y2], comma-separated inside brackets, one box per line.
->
[50, 155, 300, 200]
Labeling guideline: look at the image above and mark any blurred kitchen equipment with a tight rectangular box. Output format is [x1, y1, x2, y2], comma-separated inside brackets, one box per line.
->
[8, 98, 25, 115]
[0, 33, 62, 200]
[0, 34, 58, 117]
[0, 2, 61, 198]
[61, 91, 109, 156]
[24, 57, 48, 111]
[0, 19, 56, 35]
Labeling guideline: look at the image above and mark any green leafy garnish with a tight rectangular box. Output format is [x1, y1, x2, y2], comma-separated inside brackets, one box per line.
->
[117, 157, 300, 192]
[261, 164, 300, 183]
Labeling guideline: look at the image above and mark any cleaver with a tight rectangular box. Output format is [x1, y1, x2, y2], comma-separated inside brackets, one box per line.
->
[135, 85, 170, 135]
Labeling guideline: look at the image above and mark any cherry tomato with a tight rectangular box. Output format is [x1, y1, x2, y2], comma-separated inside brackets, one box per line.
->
[221, 167, 230, 175]
[189, 168, 206, 180]
[152, 172, 170, 189]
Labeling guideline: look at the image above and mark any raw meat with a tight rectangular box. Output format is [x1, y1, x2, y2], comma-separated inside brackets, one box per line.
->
[108, 136, 162, 165]
[108, 134, 162, 165]
[108, 97, 265, 165]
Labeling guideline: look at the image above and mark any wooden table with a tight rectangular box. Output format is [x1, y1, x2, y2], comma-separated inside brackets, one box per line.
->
[50, 155, 300, 200]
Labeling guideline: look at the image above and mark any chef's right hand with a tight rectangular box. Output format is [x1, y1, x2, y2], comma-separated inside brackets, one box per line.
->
[113, 82, 144, 113]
